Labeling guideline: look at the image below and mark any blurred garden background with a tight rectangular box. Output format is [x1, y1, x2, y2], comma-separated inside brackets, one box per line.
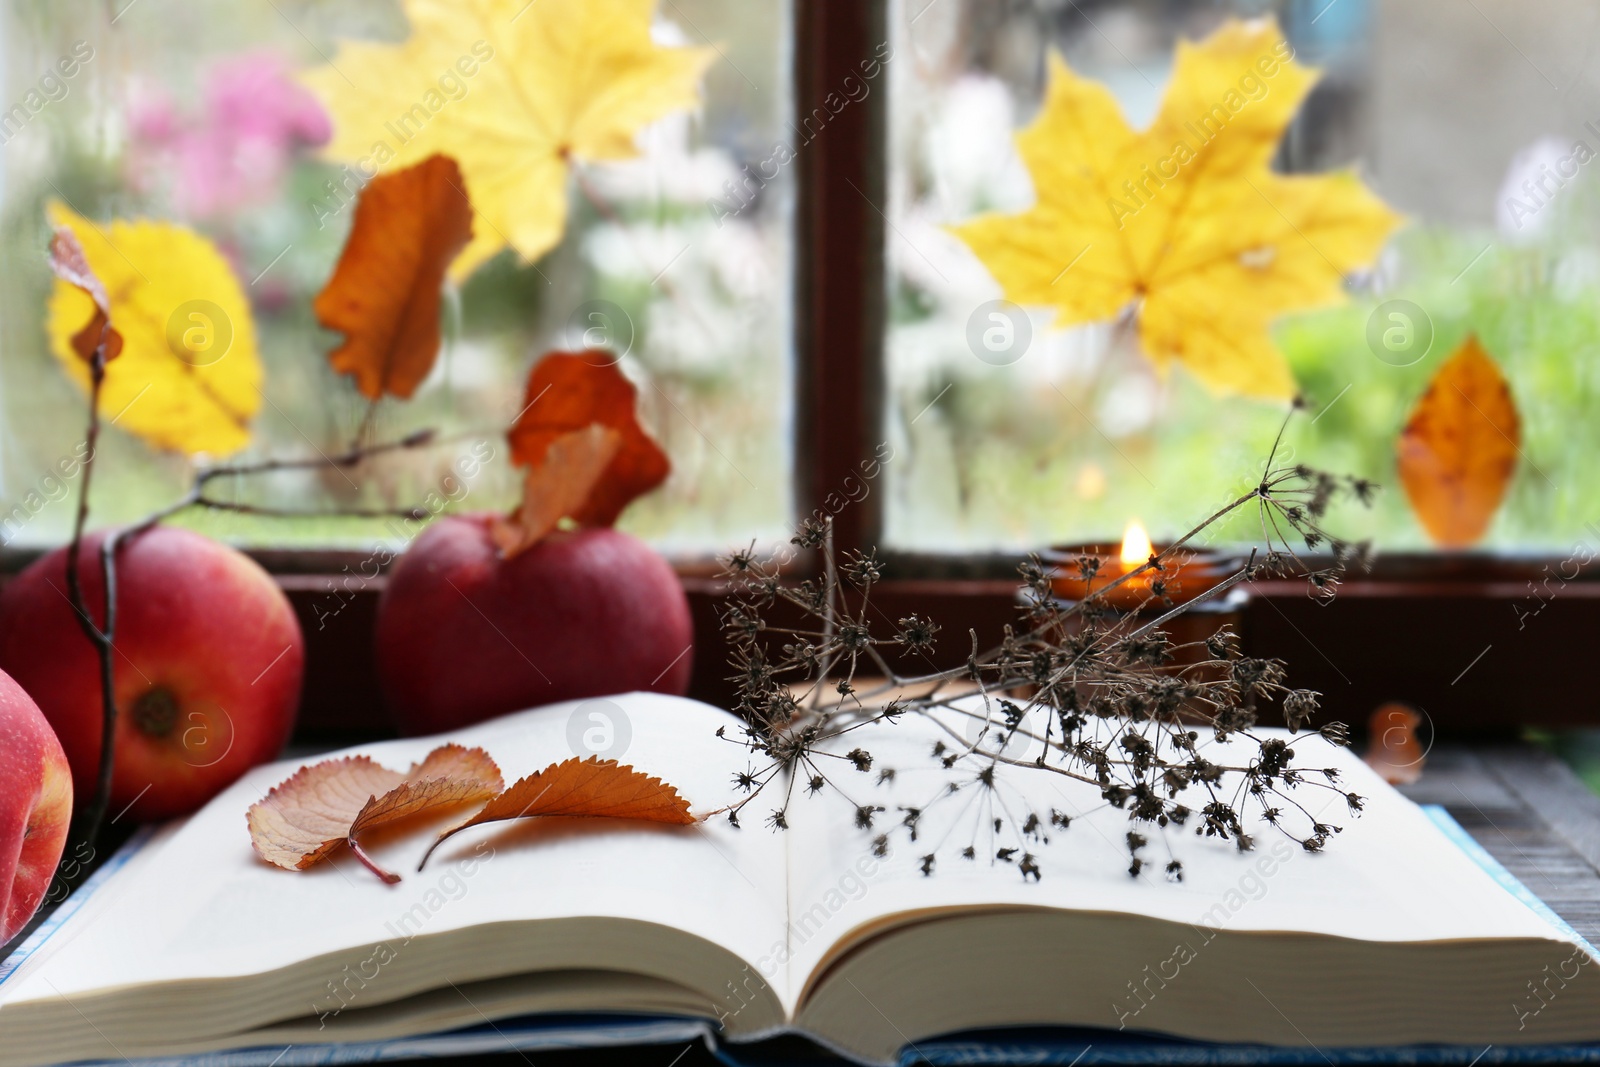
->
[884, 0, 1600, 553]
[0, 0, 792, 552]
[3, 0, 1599, 556]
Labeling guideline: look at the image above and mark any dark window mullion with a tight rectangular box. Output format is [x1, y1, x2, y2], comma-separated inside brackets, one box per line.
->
[793, 0, 889, 563]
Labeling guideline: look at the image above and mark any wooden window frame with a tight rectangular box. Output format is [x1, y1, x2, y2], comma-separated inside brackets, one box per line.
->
[3, 1, 1594, 740]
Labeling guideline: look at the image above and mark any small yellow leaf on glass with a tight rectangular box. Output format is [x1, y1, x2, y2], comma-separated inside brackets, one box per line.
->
[45, 202, 262, 458]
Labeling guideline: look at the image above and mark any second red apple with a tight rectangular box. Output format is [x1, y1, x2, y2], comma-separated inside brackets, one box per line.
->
[375, 513, 693, 735]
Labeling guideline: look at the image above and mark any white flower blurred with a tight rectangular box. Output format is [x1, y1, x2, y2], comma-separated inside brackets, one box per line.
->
[921, 75, 1031, 220]
[1496, 135, 1588, 241]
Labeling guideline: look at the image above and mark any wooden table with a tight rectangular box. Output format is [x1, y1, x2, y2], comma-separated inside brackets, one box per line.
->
[1398, 742, 1600, 945]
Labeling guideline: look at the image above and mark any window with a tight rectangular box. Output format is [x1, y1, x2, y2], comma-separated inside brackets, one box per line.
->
[2, 0, 1598, 720]
[0, 0, 792, 553]
[883, 0, 1600, 553]
[12, 0, 1591, 563]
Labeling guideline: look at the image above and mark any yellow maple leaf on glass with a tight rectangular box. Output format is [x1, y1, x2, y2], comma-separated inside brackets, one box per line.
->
[952, 18, 1401, 399]
[46, 202, 261, 458]
[301, 0, 715, 281]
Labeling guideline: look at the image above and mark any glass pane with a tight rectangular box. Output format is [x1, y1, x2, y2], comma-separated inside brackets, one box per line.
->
[0, 0, 791, 553]
[885, 0, 1595, 552]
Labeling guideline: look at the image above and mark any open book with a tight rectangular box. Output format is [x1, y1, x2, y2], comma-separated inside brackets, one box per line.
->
[2, 692, 1598, 1067]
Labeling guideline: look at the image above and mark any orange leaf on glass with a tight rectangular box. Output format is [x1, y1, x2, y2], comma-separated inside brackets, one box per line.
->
[314, 154, 473, 400]
[247, 744, 502, 883]
[47, 227, 124, 363]
[419, 756, 695, 870]
[1397, 335, 1520, 548]
[497, 352, 670, 552]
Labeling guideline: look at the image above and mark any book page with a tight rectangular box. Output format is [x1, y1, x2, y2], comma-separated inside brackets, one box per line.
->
[781, 698, 1581, 1000]
[0, 693, 791, 1024]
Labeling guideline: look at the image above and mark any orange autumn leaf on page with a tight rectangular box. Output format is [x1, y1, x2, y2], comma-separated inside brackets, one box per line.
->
[248, 744, 503, 883]
[315, 154, 473, 400]
[951, 18, 1400, 399]
[496, 352, 669, 555]
[420, 756, 694, 870]
[47, 227, 123, 364]
[1397, 335, 1521, 548]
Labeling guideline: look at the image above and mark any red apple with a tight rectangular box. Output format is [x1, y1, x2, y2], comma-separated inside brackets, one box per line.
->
[376, 514, 693, 735]
[0, 526, 304, 822]
[0, 670, 71, 946]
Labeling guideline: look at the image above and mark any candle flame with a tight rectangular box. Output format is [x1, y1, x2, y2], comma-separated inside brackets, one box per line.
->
[1120, 520, 1152, 566]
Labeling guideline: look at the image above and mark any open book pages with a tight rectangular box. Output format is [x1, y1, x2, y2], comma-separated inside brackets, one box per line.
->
[0, 692, 1596, 1067]
[786, 702, 1600, 1060]
[0, 693, 790, 1067]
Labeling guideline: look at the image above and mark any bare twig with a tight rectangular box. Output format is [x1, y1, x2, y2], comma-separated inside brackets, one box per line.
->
[62, 343, 117, 852]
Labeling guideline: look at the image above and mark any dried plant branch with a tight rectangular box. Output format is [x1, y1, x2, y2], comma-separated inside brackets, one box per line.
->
[712, 404, 1374, 880]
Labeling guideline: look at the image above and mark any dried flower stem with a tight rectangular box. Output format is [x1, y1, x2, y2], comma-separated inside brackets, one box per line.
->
[714, 405, 1375, 878]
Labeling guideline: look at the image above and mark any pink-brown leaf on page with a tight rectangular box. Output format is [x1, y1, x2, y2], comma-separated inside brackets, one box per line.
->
[248, 744, 503, 883]
[48, 226, 124, 363]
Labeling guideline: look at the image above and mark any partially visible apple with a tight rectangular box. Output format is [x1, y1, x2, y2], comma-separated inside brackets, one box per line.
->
[0, 668, 71, 946]
[375, 513, 693, 735]
[0, 527, 304, 822]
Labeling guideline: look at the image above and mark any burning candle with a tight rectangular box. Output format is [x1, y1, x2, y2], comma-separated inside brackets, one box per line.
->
[1045, 520, 1231, 612]
[1120, 519, 1152, 570]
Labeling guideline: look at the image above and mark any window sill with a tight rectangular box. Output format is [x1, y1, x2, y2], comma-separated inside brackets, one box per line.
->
[2, 547, 1590, 740]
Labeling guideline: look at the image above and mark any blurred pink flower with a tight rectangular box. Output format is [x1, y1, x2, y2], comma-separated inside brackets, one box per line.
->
[127, 52, 330, 218]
